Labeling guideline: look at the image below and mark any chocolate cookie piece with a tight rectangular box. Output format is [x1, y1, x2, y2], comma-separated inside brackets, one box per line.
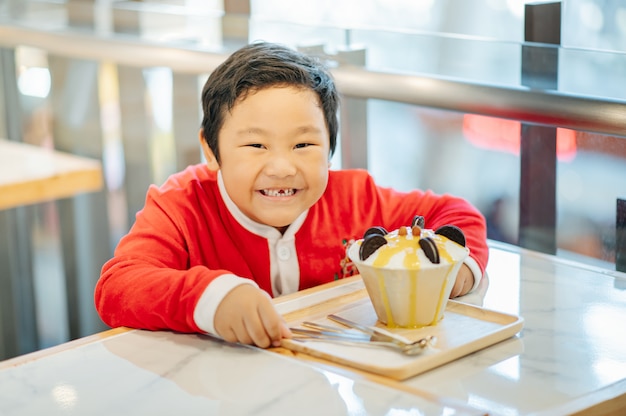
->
[359, 234, 388, 261]
[419, 237, 440, 264]
[411, 215, 425, 229]
[363, 226, 388, 240]
[435, 225, 466, 247]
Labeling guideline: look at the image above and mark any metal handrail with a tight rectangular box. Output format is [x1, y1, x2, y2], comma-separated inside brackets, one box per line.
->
[1, 22, 625, 137]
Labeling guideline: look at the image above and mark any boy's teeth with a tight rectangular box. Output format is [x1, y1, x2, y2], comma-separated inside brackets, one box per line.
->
[263, 189, 295, 197]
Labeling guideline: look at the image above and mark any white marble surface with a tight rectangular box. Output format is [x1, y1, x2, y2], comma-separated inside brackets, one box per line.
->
[406, 242, 626, 415]
[0, 329, 479, 415]
[1, 243, 626, 415]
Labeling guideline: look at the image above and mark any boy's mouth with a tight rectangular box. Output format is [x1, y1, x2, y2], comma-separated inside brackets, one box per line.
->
[260, 188, 296, 197]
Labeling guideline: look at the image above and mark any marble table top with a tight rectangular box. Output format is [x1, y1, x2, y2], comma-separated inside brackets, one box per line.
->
[1, 242, 625, 415]
[404, 242, 626, 415]
[0, 330, 483, 415]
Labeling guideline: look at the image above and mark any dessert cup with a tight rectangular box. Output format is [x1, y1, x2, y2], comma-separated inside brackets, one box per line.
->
[348, 239, 469, 328]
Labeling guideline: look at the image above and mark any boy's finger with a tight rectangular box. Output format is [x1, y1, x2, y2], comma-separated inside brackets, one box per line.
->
[279, 321, 292, 339]
[258, 302, 285, 346]
[449, 280, 462, 298]
[232, 318, 254, 345]
[244, 315, 272, 348]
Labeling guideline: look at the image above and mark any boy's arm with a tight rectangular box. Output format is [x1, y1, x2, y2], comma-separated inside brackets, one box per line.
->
[94, 182, 236, 334]
[96, 255, 225, 333]
[95, 182, 290, 346]
[98, 256, 290, 346]
[370, 176, 489, 296]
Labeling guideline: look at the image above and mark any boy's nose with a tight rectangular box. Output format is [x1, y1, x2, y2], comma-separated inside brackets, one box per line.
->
[265, 153, 297, 177]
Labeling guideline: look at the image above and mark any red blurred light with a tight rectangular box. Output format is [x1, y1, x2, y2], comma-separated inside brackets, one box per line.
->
[462, 114, 577, 161]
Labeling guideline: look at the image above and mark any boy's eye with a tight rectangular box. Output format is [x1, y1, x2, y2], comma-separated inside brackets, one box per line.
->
[294, 143, 313, 149]
[246, 143, 265, 149]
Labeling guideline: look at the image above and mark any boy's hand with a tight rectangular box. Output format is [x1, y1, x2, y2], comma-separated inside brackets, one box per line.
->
[449, 264, 474, 298]
[214, 284, 292, 348]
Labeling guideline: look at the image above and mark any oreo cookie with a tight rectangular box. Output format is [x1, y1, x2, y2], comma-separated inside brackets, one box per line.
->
[411, 215, 425, 229]
[419, 237, 440, 264]
[363, 226, 388, 240]
[435, 225, 466, 247]
[359, 234, 388, 261]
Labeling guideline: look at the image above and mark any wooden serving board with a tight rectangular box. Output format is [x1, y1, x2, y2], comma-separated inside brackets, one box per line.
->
[280, 290, 523, 380]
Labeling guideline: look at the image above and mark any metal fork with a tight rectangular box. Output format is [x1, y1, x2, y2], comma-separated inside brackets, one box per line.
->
[290, 317, 435, 355]
[327, 314, 436, 353]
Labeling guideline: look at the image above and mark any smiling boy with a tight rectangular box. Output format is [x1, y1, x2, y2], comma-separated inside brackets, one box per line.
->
[95, 42, 489, 349]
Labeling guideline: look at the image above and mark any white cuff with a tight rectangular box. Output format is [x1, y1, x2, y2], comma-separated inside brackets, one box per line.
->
[193, 274, 259, 335]
[464, 255, 483, 293]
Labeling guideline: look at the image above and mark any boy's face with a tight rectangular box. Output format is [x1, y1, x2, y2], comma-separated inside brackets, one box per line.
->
[201, 86, 331, 232]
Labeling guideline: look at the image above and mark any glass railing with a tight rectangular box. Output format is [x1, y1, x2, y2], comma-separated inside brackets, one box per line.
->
[1, 1, 625, 359]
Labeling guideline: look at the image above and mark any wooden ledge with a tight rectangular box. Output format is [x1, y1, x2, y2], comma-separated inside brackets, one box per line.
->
[0, 139, 103, 209]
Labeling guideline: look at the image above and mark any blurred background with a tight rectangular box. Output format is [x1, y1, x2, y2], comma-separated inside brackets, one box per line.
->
[0, 0, 625, 359]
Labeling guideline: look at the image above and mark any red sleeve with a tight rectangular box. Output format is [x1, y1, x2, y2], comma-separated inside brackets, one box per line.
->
[94, 168, 233, 333]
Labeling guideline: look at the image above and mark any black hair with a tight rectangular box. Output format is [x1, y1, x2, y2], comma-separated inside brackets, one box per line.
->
[200, 41, 339, 163]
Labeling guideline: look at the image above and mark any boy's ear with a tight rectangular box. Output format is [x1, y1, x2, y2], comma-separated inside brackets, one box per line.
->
[198, 129, 219, 171]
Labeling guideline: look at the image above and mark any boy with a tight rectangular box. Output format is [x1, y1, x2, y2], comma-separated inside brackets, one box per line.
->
[95, 41, 489, 349]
